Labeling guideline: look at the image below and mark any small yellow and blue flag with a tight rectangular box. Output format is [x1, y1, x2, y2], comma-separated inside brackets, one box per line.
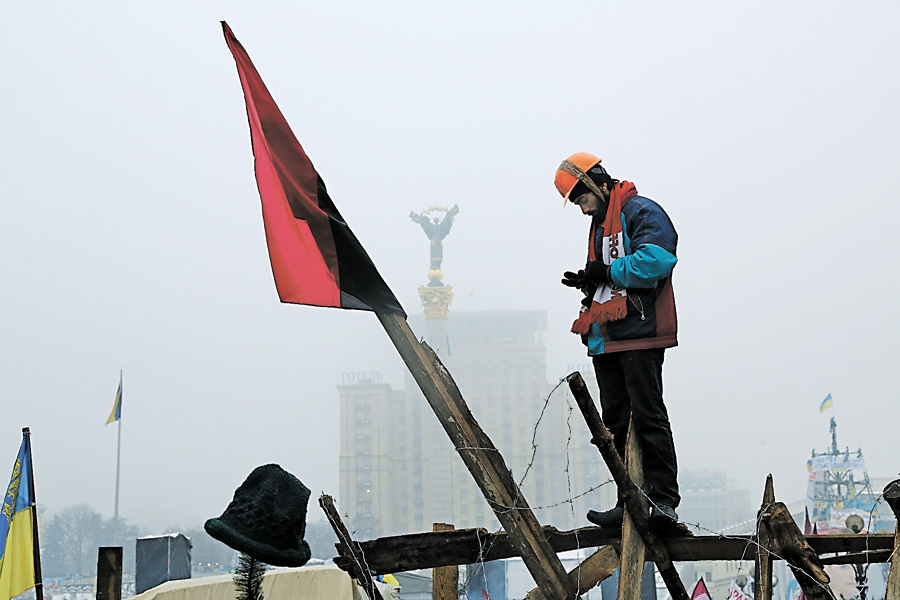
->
[819, 393, 833, 413]
[106, 372, 123, 426]
[0, 431, 37, 600]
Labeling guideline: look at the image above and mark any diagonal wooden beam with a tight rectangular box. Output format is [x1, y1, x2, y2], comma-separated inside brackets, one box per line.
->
[566, 371, 689, 600]
[377, 313, 577, 600]
[320, 494, 384, 600]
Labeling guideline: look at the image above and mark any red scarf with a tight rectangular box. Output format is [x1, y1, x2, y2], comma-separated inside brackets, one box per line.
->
[571, 181, 638, 335]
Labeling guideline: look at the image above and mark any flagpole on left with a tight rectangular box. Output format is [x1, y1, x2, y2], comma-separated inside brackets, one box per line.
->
[113, 416, 121, 543]
[112, 370, 122, 544]
[23, 428, 44, 600]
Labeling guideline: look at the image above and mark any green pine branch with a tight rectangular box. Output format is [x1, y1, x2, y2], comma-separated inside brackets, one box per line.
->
[234, 552, 268, 600]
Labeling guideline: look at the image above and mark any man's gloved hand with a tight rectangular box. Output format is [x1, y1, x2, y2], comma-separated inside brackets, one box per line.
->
[583, 260, 612, 286]
[561, 269, 585, 288]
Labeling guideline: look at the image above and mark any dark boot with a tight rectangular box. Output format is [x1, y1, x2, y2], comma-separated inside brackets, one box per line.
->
[586, 506, 624, 527]
[649, 505, 678, 526]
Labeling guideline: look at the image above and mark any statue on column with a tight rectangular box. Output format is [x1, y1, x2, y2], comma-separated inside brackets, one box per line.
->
[410, 205, 458, 287]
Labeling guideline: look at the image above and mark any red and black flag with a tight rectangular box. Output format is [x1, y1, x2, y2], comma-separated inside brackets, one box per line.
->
[222, 22, 404, 316]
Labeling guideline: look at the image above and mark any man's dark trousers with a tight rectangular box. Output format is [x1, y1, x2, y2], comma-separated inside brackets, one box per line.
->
[592, 348, 680, 508]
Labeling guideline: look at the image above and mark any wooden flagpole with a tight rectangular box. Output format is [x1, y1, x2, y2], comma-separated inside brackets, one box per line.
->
[376, 312, 577, 600]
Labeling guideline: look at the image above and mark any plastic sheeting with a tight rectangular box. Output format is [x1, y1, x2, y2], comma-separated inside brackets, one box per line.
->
[136, 534, 192, 594]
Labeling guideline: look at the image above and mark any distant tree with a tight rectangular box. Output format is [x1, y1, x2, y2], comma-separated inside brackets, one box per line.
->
[41, 505, 145, 577]
[42, 505, 103, 576]
[39, 508, 337, 579]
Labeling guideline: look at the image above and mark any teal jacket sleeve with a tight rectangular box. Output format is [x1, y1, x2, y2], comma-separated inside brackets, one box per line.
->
[610, 244, 677, 288]
[608, 196, 678, 288]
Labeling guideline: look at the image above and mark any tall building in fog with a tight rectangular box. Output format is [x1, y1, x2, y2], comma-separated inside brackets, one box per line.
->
[338, 308, 616, 538]
[677, 470, 752, 533]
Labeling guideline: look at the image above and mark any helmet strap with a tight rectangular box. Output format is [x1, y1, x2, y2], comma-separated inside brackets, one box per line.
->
[558, 159, 607, 198]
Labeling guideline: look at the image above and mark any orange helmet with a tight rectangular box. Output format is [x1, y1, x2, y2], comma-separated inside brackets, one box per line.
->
[555, 152, 603, 205]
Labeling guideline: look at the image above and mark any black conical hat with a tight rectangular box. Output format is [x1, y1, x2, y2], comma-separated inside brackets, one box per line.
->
[204, 464, 311, 567]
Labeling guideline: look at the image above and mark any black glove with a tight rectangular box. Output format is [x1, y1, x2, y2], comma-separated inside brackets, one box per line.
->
[583, 260, 612, 286]
[561, 269, 585, 288]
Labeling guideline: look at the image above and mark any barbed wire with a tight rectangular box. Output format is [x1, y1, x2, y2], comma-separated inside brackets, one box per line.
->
[455, 379, 569, 598]
[564, 393, 584, 595]
[451, 378, 893, 600]
[341, 369, 895, 600]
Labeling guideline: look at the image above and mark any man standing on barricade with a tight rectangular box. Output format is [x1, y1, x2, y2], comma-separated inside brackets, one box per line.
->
[555, 152, 681, 527]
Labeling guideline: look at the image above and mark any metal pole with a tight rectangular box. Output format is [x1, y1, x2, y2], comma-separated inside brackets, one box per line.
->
[113, 370, 122, 544]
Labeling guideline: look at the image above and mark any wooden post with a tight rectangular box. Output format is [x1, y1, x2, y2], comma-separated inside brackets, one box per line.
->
[754, 475, 776, 600]
[566, 372, 689, 600]
[377, 312, 577, 600]
[884, 479, 900, 600]
[96, 547, 123, 600]
[320, 495, 385, 600]
[433, 524, 458, 600]
[618, 423, 647, 600]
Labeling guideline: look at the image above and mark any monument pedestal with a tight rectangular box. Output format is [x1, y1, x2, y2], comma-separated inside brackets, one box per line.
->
[418, 285, 454, 320]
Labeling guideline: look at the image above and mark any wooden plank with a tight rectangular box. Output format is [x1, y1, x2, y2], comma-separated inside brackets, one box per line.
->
[432, 524, 458, 600]
[567, 372, 689, 600]
[820, 551, 893, 565]
[618, 423, 647, 600]
[884, 479, 900, 600]
[524, 546, 620, 600]
[806, 533, 895, 555]
[334, 526, 620, 573]
[377, 313, 576, 600]
[320, 494, 384, 600]
[333, 527, 894, 574]
[96, 547, 122, 600]
[754, 475, 776, 600]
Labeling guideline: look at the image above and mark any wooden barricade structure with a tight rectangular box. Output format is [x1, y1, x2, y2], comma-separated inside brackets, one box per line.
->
[323, 361, 900, 600]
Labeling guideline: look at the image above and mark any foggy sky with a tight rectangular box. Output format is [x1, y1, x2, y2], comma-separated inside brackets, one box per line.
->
[2, 1, 899, 533]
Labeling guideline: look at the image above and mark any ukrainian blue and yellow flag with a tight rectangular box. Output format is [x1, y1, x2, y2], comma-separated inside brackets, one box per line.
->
[106, 372, 122, 425]
[0, 432, 37, 600]
[819, 393, 834, 414]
